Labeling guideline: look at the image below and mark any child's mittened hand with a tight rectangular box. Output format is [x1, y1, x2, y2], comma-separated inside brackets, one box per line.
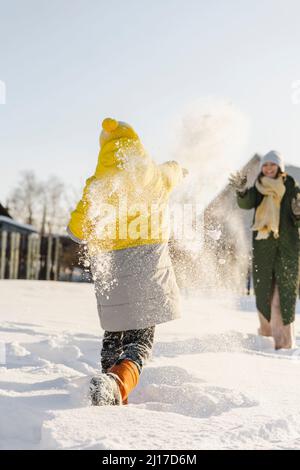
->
[292, 193, 300, 216]
[228, 171, 247, 192]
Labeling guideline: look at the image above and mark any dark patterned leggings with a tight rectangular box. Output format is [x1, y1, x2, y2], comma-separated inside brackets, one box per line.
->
[101, 326, 155, 374]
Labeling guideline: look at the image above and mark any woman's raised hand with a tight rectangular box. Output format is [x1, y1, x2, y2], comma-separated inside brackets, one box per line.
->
[228, 171, 247, 192]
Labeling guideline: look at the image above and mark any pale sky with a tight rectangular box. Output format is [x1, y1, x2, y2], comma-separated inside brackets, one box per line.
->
[1, 0, 300, 202]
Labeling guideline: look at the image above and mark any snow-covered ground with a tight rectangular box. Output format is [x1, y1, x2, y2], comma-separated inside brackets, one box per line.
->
[0, 280, 300, 450]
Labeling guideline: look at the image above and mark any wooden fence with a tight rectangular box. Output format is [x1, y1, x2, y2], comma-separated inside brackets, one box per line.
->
[0, 230, 62, 280]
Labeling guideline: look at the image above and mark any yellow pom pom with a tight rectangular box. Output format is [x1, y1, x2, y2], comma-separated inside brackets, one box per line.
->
[102, 118, 118, 133]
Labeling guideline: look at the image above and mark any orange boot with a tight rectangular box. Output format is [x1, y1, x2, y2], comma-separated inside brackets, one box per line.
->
[108, 359, 139, 405]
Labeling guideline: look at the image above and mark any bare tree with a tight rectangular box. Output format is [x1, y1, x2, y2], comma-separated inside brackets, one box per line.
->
[40, 176, 67, 235]
[8, 171, 42, 227]
[7, 171, 71, 235]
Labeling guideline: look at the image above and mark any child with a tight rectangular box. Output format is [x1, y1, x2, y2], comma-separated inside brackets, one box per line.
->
[67, 118, 187, 405]
[230, 150, 300, 349]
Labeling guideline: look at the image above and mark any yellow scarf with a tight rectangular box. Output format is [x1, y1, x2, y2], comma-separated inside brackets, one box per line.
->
[252, 175, 286, 240]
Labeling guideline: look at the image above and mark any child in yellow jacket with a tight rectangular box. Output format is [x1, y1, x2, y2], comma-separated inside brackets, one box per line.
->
[67, 118, 187, 405]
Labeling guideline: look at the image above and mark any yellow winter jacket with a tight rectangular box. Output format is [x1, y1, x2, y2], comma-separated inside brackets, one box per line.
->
[67, 118, 183, 252]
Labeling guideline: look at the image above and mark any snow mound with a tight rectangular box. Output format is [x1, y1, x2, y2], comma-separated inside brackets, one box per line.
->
[0, 280, 300, 449]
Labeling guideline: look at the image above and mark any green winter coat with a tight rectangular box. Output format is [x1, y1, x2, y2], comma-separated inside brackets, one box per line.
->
[237, 174, 300, 325]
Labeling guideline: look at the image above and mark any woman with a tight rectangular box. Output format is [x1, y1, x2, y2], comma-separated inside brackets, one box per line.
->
[230, 150, 300, 349]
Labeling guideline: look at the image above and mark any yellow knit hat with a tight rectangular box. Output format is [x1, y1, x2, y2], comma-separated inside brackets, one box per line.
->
[100, 118, 139, 147]
[94, 118, 145, 176]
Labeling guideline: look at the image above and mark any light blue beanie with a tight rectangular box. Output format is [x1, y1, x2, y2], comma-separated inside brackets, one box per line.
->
[259, 150, 285, 172]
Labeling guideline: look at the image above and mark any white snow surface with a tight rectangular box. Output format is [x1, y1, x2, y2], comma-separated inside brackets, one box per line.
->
[0, 280, 300, 450]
